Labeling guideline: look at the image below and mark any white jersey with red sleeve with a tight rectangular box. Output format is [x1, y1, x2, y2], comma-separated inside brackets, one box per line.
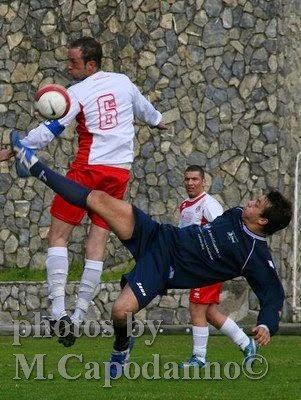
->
[21, 71, 162, 166]
[178, 192, 223, 228]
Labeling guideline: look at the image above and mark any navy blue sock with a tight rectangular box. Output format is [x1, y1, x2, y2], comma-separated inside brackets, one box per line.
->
[113, 315, 136, 352]
[113, 323, 130, 352]
[30, 161, 91, 209]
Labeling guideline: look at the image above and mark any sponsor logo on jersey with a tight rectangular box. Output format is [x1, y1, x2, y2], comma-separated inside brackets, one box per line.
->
[136, 282, 147, 296]
[227, 231, 239, 244]
[168, 266, 175, 279]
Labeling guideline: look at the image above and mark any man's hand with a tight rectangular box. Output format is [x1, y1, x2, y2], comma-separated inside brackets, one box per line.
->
[252, 325, 270, 346]
[156, 121, 168, 130]
[0, 148, 13, 162]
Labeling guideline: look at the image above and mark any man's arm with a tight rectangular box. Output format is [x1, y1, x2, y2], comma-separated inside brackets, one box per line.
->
[130, 81, 166, 129]
[203, 198, 223, 222]
[243, 262, 284, 344]
[20, 88, 81, 150]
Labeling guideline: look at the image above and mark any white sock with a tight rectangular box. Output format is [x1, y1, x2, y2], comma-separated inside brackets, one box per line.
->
[71, 259, 103, 326]
[219, 317, 250, 350]
[192, 326, 209, 363]
[46, 247, 68, 320]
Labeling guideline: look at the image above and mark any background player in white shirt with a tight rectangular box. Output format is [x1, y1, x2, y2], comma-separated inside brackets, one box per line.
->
[2, 37, 166, 346]
[179, 165, 255, 368]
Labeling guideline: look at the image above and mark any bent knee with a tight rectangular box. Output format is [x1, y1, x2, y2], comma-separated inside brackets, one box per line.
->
[87, 190, 108, 209]
[112, 303, 128, 323]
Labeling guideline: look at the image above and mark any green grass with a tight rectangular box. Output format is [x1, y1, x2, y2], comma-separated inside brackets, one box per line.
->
[0, 261, 134, 283]
[0, 335, 300, 400]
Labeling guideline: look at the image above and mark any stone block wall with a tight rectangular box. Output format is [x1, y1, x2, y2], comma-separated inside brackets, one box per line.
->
[0, 0, 301, 320]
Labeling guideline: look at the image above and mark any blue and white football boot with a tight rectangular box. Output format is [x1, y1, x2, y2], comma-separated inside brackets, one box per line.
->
[10, 130, 37, 177]
[179, 354, 206, 369]
[242, 337, 258, 363]
[109, 336, 136, 378]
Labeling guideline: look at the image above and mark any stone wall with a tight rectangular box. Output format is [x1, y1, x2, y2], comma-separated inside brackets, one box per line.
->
[0, 0, 301, 320]
[0, 278, 255, 326]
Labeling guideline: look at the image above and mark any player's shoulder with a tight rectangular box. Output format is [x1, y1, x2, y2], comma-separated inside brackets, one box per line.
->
[101, 71, 132, 84]
[68, 72, 131, 92]
[67, 79, 88, 99]
[228, 206, 243, 215]
[221, 206, 243, 220]
[203, 193, 223, 209]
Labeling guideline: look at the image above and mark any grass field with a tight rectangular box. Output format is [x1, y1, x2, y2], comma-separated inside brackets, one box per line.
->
[0, 262, 133, 282]
[0, 335, 300, 400]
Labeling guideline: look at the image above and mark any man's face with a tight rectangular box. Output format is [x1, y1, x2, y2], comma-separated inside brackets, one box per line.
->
[242, 195, 271, 226]
[67, 47, 95, 80]
[184, 171, 205, 198]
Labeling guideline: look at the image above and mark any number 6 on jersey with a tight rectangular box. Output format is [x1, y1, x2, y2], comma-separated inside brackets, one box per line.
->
[97, 94, 118, 130]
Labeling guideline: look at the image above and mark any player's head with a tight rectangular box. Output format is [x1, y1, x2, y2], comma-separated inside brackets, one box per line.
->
[184, 165, 206, 199]
[67, 37, 102, 79]
[242, 190, 292, 236]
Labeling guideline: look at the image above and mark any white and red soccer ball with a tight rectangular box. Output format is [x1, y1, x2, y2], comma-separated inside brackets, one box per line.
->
[34, 84, 71, 119]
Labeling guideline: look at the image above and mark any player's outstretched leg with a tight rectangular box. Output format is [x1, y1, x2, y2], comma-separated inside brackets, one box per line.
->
[11, 131, 135, 241]
[11, 130, 90, 208]
[10, 130, 32, 177]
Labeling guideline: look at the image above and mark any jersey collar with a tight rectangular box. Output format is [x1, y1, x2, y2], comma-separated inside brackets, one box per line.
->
[185, 192, 207, 206]
[242, 224, 267, 241]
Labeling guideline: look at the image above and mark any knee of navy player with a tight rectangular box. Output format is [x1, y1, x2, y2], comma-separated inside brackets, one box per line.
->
[86, 190, 105, 209]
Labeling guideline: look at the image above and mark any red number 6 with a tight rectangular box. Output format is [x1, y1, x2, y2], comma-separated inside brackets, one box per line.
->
[97, 93, 118, 130]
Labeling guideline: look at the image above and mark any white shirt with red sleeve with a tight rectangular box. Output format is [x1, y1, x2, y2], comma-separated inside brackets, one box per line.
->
[21, 71, 162, 166]
[178, 192, 223, 228]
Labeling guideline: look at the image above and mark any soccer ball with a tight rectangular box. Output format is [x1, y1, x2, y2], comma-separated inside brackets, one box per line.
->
[34, 84, 71, 119]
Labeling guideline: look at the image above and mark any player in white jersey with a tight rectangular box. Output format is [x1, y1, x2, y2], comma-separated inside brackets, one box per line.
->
[179, 165, 256, 368]
[1, 37, 166, 346]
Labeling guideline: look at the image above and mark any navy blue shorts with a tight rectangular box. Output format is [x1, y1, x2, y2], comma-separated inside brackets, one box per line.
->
[121, 206, 176, 309]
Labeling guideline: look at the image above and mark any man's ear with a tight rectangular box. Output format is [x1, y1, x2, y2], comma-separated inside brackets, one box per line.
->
[258, 216, 268, 227]
[86, 60, 97, 73]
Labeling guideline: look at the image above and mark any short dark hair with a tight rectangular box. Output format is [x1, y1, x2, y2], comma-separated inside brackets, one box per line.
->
[185, 165, 205, 178]
[261, 190, 292, 235]
[69, 37, 102, 68]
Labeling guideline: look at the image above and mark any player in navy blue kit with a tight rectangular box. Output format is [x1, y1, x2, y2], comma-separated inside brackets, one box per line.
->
[10, 135, 292, 376]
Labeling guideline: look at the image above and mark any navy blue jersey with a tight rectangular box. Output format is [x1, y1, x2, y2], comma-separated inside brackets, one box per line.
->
[123, 206, 284, 335]
[168, 207, 284, 335]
